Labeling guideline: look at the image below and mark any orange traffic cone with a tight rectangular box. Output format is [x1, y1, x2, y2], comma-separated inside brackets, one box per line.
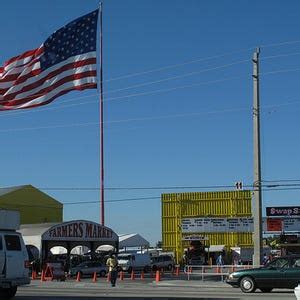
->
[40, 270, 46, 282]
[140, 271, 144, 280]
[119, 271, 124, 280]
[76, 272, 81, 282]
[175, 266, 180, 276]
[31, 270, 36, 280]
[155, 270, 161, 282]
[130, 270, 135, 280]
[92, 272, 97, 283]
[107, 272, 111, 282]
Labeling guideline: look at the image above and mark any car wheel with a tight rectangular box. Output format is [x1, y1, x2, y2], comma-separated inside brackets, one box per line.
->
[100, 270, 106, 277]
[167, 264, 173, 271]
[240, 276, 256, 293]
[0, 286, 17, 299]
[260, 288, 273, 293]
[152, 265, 157, 271]
[127, 267, 133, 274]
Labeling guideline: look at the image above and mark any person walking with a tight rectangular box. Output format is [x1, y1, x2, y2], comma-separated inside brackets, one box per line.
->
[106, 253, 118, 287]
[216, 253, 224, 266]
[262, 253, 270, 266]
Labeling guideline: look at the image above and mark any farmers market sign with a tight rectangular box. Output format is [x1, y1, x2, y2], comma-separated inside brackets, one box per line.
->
[42, 220, 118, 241]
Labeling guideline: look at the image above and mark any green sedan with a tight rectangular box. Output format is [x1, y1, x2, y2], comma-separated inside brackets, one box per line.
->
[226, 255, 300, 293]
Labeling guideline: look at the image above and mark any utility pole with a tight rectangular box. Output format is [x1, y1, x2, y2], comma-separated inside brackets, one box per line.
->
[253, 47, 263, 266]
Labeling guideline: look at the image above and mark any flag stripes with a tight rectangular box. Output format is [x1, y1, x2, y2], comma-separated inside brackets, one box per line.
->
[0, 9, 98, 110]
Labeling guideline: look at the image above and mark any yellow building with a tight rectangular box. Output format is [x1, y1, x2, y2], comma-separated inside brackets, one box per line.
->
[0, 185, 63, 224]
[161, 190, 253, 263]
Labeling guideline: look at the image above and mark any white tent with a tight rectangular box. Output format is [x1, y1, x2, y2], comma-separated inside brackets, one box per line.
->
[118, 233, 149, 248]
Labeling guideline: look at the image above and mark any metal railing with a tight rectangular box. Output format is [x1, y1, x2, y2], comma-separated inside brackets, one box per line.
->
[183, 264, 260, 281]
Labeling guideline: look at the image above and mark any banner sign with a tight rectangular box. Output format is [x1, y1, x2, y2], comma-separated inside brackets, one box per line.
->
[182, 217, 300, 233]
[266, 218, 283, 232]
[181, 218, 254, 233]
[42, 220, 118, 241]
[266, 206, 300, 217]
[182, 235, 208, 241]
[282, 218, 300, 232]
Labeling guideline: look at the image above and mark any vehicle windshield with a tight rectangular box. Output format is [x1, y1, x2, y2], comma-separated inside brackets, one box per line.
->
[118, 255, 131, 260]
[267, 258, 289, 269]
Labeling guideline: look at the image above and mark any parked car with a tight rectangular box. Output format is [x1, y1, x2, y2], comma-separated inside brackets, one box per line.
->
[151, 255, 175, 271]
[0, 210, 30, 299]
[69, 261, 107, 277]
[226, 255, 300, 293]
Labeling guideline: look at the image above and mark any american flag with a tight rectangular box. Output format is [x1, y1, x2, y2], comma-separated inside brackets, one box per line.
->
[0, 9, 98, 110]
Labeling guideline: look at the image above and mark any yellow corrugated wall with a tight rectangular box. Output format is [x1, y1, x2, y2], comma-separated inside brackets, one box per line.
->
[161, 190, 253, 263]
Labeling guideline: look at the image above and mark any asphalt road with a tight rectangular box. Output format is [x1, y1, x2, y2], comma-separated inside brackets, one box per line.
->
[15, 278, 296, 300]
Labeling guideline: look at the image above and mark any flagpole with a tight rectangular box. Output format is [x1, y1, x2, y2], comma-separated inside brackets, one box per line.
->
[99, 3, 105, 226]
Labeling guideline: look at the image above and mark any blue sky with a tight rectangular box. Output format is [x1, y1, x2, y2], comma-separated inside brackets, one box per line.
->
[0, 0, 300, 245]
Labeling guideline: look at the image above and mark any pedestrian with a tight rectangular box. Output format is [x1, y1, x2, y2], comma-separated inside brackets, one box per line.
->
[106, 253, 118, 287]
[262, 253, 269, 266]
[216, 253, 224, 266]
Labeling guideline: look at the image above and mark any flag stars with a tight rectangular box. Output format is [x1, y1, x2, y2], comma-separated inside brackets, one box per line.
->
[41, 9, 97, 70]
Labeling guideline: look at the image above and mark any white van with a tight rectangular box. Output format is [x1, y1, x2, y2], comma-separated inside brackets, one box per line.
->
[0, 210, 30, 299]
[117, 253, 151, 273]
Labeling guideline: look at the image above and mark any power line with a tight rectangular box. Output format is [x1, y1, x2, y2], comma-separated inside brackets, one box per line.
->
[260, 39, 300, 48]
[262, 51, 300, 60]
[105, 39, 300, 82]
[102, 59, 250, 96]
[1, 50, 300, 118]
[261, 67, 300, 76]
[2, 95, 300, 133]
[1, 96, 300, 133]
[3, 186, 300, 210]
[2, 182, 300, 192]
[104, 47, 254, 82]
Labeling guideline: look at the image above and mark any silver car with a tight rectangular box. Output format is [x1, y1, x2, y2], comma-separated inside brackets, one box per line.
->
[151, 255, 175, 271]
[69, 261, 107, 277]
